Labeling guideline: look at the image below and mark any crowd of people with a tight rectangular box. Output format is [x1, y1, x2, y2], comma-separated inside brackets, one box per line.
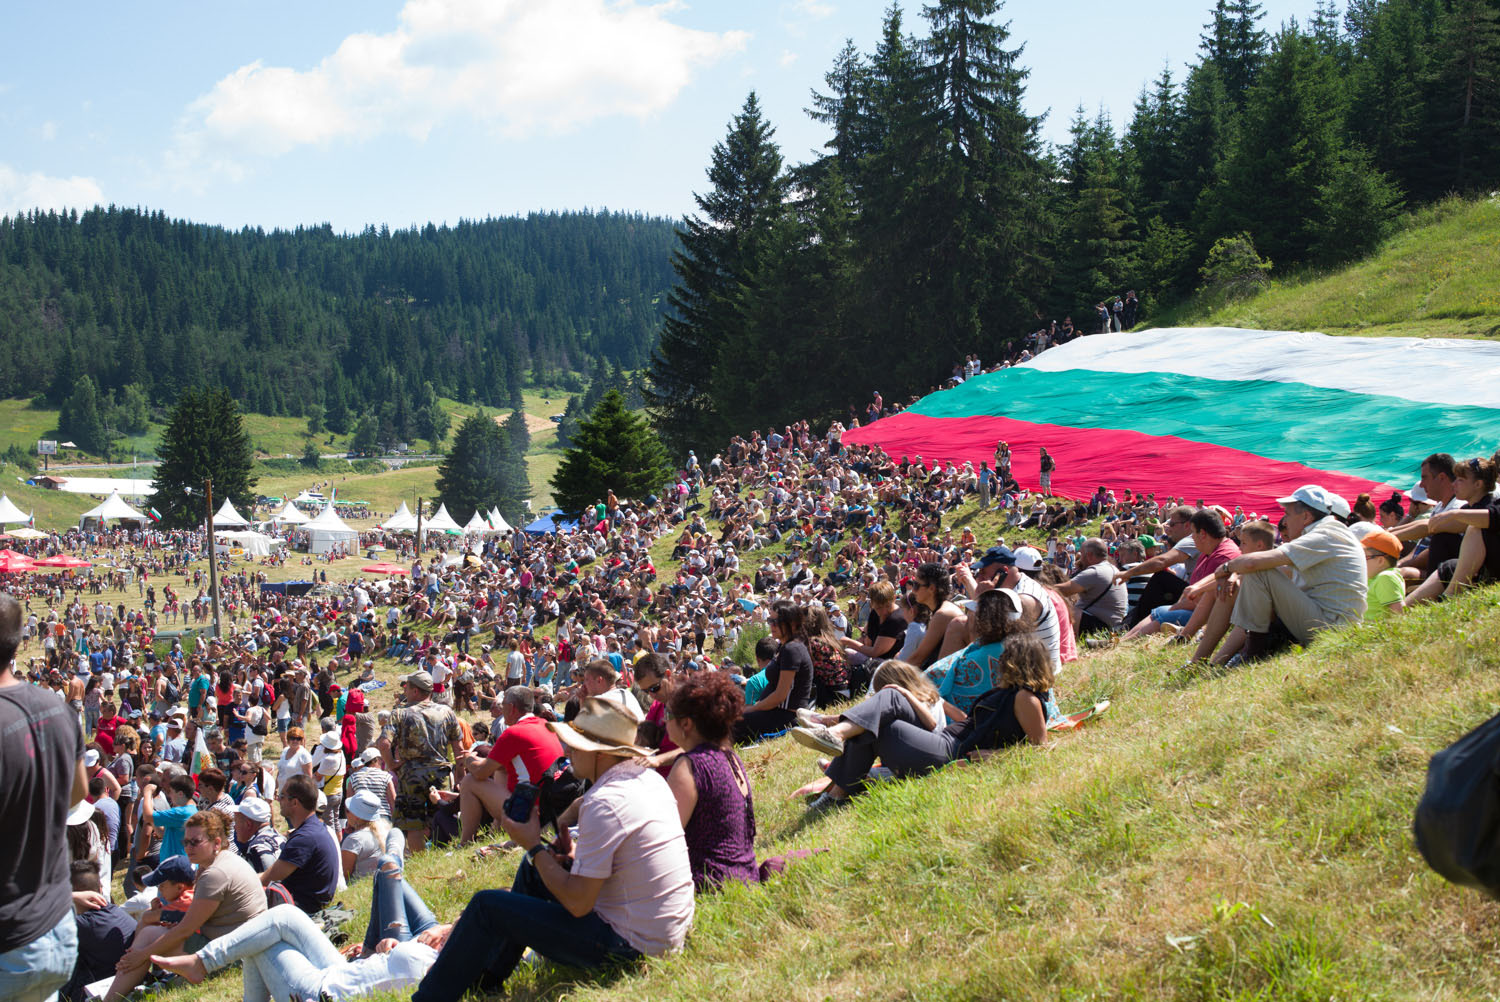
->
[4, 405, 1496, 1001]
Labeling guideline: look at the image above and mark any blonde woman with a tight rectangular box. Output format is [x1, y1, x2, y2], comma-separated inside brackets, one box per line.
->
[341, 791, 406, 880]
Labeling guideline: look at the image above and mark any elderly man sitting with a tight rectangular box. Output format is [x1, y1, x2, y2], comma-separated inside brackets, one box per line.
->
[1213, 485, 1367, 661]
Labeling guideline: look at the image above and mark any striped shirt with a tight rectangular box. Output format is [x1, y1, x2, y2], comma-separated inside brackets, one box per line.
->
[344, 767, 392, 820]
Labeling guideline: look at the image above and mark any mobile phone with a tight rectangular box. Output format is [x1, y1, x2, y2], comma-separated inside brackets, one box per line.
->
[505, 782, 540, 823]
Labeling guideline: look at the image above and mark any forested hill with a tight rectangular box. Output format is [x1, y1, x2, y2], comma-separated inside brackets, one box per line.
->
[0, 206, 678, 424]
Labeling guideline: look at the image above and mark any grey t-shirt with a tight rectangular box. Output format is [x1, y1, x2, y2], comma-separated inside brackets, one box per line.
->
[1072, 561, 1129, 630]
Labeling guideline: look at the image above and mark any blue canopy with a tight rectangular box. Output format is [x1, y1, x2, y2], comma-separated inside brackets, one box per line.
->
[523, 512, 580, 536]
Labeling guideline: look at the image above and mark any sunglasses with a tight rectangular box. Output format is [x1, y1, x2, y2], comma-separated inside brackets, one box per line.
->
[182, 836, 210, 848]
[644, 681, 664, 695]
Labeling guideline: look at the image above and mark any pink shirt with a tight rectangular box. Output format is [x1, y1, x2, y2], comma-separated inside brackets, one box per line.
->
[571, 761, 694, 956]
[1047, 589, 1078, 664]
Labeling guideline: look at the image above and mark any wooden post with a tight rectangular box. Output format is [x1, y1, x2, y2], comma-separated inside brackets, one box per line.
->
[205, 479, 222, 639]
[415, 496, 423, 557]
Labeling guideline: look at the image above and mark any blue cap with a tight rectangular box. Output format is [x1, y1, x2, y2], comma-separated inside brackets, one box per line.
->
[142, 854, 196, 887]
[971, 546, 1017, 573]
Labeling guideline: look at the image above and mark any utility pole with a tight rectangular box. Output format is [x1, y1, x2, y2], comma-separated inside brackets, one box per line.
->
[415, 496, 423, 557]
[205, 478, 222, 639]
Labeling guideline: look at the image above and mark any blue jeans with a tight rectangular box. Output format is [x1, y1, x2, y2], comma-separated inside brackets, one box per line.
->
[362, 854, 438, 954]
[412, 858, 639, 1002]
[1149, 606, 1193, 628]
[198, 904, 343, 1002]
[0, 909, 77, 1002]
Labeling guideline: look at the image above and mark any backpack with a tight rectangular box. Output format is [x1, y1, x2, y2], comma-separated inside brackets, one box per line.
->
[951, 686, 1031, 760]
[536, 755, 588, 832]
[1414, 709, 1500, 896]
[162, 678, 181, 703]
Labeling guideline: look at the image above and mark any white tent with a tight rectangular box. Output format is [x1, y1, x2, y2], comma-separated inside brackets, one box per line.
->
[488, 506, 512, 533]
[212, 498, 250, 528]
[0, 494, 30, 526]
[421, 503, 464, 535]
[9, 526, 46, 540]
[381, 501, 417, 531]
[78, 491, 149, 528]
[462, 511, 492, 534]
[270, 500, 309, 525]
[216, 530, 285, 557]
[303, 504, 359, 554]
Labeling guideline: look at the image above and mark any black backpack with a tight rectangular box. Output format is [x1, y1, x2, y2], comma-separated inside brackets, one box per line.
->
[1414, 709, 1500, 896]
[537, 755, 588, 832]
[162, 678, 181, 703]
[951, 686, 1030, 760]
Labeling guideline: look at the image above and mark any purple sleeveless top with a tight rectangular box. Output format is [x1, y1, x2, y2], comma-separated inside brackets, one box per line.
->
[683, 744, 759, 889]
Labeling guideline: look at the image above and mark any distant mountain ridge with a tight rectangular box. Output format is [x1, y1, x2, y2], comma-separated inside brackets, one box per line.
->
[0, 206, 679, 420]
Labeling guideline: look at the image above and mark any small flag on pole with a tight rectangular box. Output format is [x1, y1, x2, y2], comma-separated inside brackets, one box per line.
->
[148, 507, 162, 523]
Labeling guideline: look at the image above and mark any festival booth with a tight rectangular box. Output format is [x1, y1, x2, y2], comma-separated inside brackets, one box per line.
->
[215, 530, 285, 557]
[462, 511, 493, 535]
[380, 501, 417, 532]
[267, 500, 309, 527]
[420, 503, 464, 537]
[523, 511, 579, 536]
[78, 491, 150, 530]
[0, 494, 31, 527]
[211, 498, 251, 528]
[302, 504, 359, 554]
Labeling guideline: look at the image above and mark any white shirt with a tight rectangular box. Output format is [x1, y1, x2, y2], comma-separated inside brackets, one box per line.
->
[317, 941, 439, 1000]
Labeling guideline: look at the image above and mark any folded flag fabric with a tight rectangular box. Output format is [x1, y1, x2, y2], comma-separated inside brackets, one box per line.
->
[842, 328, 1500, 515]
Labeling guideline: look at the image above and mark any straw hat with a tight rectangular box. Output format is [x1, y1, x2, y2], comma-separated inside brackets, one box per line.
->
[548, 696, 650, 758]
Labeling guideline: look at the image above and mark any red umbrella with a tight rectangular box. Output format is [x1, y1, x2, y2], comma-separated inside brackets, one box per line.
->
[361, 562, 410, 575]
[0, 550, 35, 573]
[33, 555, 91, 568]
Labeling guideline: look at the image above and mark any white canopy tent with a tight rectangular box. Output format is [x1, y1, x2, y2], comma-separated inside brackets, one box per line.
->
[0, 494, 31, 526]
[462, 511, 492, 534]
[381, 501, 417, 532]
[488, 506, 512, 533]
[421, 503, 464, 535]
[302, 504, 359, 554]
[78, 491, 149, 529]
[212, 498, 250, 528]
[9, 526, 46, 540]
[216, 530, 285, 557]
[269, 500, 309, 525]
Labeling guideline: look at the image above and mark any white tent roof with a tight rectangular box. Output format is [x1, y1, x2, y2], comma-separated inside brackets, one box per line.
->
[270, 500, 309, 525]
[488, 506, 512, 533]
[0, 493, 30, 526]
[216, 530, 285, 556]
[381, 501, 417, 531]
[304, 504, 357, 536]
[212, 498, 250, 527]
[462, 511, 491, 534]
[422, 503, 464, 534]
[79, 491, 148, 524]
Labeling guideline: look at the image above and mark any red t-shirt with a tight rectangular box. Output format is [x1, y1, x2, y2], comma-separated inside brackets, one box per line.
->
[1189, 537, 1242, 584]
[487, 715, 565, 792]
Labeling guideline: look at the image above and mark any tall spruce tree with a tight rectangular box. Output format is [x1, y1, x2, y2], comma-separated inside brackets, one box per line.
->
[1424, 0, 1500, 194]
[1200, 0, 1269, 108]
[434, 412, 529, 525]
[59, 375, 110, 456]
[647, 93, 787, 456]
[150, 387, 256, 530]
[552, 390, 671, 516]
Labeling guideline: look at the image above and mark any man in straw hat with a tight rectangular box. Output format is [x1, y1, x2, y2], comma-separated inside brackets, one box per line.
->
[411, 696, 693, 1002]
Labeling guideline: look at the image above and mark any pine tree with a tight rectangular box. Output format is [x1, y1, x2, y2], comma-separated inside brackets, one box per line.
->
[1424, 0, 1500, 194]
[504, 410, 531, 456]
[1200, 0, 1269, 108]
[434, 412, 530, 525]
[150, 387, 257, 530]
[647, 93, 787, 456]
[552, 390, 671, 516]
[59, 375, 109, 455]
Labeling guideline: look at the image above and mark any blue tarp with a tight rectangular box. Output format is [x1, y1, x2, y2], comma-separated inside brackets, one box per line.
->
[260, 579, 314, 596]
[523, 512, 580, 536]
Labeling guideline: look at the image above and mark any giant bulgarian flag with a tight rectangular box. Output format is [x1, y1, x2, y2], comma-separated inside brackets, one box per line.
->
[842, 328, 1500, 516]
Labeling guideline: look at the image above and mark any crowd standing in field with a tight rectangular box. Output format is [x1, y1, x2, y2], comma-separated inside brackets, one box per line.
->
[4, 369, 1498, 1001]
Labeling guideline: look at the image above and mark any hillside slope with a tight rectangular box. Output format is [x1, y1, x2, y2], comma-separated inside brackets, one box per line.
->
[1163, 196, 1500, 340]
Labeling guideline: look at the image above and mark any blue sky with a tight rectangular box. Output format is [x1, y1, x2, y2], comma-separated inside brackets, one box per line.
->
[0, 0, 1313, 231]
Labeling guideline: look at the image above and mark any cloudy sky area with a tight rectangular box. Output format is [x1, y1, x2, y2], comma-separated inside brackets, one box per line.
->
[0, 0, 1312, 231]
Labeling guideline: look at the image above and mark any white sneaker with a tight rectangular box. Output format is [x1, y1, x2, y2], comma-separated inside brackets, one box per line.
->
[796, 707, 822, 728]
[792, 724, 845, 756]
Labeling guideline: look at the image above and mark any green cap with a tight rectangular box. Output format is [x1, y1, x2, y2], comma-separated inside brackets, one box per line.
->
[1138, 535, 1158, 548]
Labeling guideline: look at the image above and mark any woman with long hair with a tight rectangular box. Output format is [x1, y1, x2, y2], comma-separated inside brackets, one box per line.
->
[803, 604, 851, 707]
[734, 600, 815, 743]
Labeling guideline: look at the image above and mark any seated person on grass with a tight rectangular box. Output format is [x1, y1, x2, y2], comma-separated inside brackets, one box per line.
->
[791, 635, 1052, 815]
[1179, 520, 1276, 669]
[1123, 510, 1240, 643]
[1213, 486, 1367, 663]
[1360, 528, 1406, 621]
[1397, 457, 1500, 609]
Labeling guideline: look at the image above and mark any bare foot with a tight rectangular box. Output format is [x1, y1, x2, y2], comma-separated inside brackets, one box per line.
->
[150, 955, 207, 984]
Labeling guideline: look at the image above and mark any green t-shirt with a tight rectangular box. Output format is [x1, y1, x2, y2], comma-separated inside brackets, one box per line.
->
[1364, 568, 1405, 621]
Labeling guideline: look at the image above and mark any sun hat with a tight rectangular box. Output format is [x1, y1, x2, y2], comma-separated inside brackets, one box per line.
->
[1362, 527, 1402, 560]
[353, 747, 382, 767]
[346, 790, 384, 822]
[401, 670, 433, 693]
[67, 798, 97, 826]
[1012, 546, 1044, 572]
[548, 696, 651, 758]
[83, 749, 100, 768]
[1275, 485, 1334, 515]
[319, 731, 342, 750]
[1137, 535, 1158, 548]
[234, 798, 271, 824]
[142, 854, 196, 886]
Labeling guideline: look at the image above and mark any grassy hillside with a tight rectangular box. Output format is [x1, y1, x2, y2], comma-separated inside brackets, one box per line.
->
[1160, 195, 1500, 339]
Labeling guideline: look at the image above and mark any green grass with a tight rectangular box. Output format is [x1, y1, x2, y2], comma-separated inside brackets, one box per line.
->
[1160, 195, 1500, 339]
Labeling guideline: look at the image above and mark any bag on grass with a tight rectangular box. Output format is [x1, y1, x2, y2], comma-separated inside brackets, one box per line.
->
[1414, 709, 1500, 897]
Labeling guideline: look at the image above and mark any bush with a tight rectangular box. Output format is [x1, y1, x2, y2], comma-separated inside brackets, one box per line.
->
[1198, 233, 1273, 301]
[352, 459, 386, 475]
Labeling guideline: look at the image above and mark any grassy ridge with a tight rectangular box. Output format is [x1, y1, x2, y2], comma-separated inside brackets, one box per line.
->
[1161, 196, 1500, 339]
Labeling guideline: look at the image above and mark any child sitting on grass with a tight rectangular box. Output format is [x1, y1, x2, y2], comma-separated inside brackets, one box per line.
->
[1360, 528, 1406, 620]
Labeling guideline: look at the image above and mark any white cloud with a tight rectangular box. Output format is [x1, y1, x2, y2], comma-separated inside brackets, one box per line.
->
[780, 49, 798, 67]
[789, 0, 834, 17]
[0, 164, 102, 215]
[169, 0, 749, 185]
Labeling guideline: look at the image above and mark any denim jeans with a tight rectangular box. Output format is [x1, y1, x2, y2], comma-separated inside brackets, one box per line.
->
[198, 904, 344, 1002]
[362, 854, 439, 954]
[1149, 606, 1193, 628]
[411, 858, 639, 1002]
[0, 909, 77, 1002]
